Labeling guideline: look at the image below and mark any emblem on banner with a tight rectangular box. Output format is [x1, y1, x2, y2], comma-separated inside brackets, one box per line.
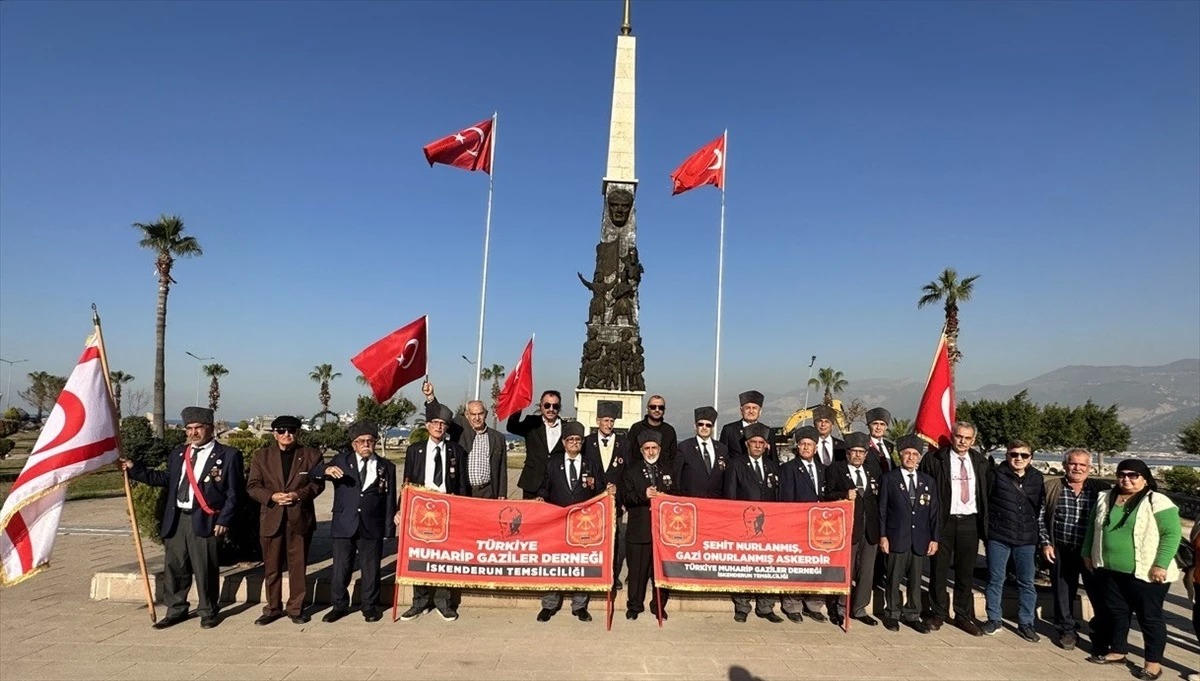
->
[497, 506, 523, 537]
[407, 496, 450, 543]
[742, 506, 766, 538]
[566, 501, 606, 547]
[808, 506, 847, 553]
[658, 501, 697, 547]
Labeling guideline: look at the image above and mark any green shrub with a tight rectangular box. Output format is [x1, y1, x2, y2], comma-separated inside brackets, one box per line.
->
[130, 477, 166, 544]
[0, 439, 14, 459]
[1161, 466, 1200, 497]
[120, 416, 184, 469]
[2, 408, 21, 422]
[299, 422, 349, 453]
[0, 419, 18, 439]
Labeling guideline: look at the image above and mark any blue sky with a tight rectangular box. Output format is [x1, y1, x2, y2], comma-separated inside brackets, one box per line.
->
[1, 1, 1197, 422]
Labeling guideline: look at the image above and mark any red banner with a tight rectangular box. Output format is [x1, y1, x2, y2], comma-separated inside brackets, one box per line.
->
[651, 495, 854, 594]
[396, 486, 615, 591]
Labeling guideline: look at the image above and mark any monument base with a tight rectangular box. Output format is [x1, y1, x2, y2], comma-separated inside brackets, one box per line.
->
[574, 388, 645, 433]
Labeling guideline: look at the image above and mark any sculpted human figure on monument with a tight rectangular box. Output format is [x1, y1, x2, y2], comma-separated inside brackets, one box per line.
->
[606, 187, 634, 227]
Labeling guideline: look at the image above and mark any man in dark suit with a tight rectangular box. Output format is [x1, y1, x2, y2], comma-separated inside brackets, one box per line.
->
[536, 421, 609, 622]
[119, 406, 243, 629]
[398, 402, 469, 621]
[627, 395, 679, 471]
[423, 381, 507, 499]
[621, 430, 676, 620]
[865, 407, 895, 476]
[719, 390, 776, 461]
[309, 420, 396, 623]
[677, 406, 728, 499]
[723, 423, 785, 623]
[812, 404, 845, 467]
[918, 420, 994, 636]
[878, 434, 940, 633]
[583, 402, 630, 591]
[825, 432, 882, 626]
[246, 415, 325, 625]
[779, 426, 831, 623]
[507, 390, 565, 499]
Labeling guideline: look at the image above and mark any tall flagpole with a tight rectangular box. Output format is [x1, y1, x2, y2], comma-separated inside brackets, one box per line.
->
[713, 129, 728, 407]
[91, 304, 156, 623]
[472, 112, 498, 402]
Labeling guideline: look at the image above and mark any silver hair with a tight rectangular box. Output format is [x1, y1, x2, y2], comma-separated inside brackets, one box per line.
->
[952, 420, 976, 434]
[1062, 447, 1092, 465]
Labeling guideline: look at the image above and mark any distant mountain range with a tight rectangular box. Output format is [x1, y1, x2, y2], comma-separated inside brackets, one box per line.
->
[747, 359, 1199, 452]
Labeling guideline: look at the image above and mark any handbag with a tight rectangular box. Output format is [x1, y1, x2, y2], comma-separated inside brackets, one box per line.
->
[1177, 538, 1196, 571]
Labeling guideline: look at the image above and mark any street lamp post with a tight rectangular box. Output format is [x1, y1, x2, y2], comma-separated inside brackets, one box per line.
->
[461, 355, 476, 404]
[185, 351, 214, 407]
[801, 355, 818, 409]
[0, 358, 29, 412]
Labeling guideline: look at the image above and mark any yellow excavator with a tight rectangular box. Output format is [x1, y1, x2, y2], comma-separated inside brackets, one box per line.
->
[782, 399, 854, 435]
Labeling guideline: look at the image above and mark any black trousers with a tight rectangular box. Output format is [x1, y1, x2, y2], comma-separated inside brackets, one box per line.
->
[613, 514, 626, 586]
[1049, 545, 1109, 648]
[521, 489, 538, 500]
[625, 542, 668, 612]
[884, 550, 926, 622]
[330, 533, 383, 610]
[470, 482, 495, 498]
[1099, 568, 1169, 663]
[929, 514, 979, 620]
[411, 585, 454, 613]
[163, 512, 221, 619]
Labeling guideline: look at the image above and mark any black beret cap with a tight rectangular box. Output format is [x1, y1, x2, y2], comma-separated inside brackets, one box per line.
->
[637, 430, 662, 447]
[562, 421, 585, 439]
[597, 403, 620, 420]
[844, 432, 871, 450]
[738, 390, 764, 407]
[271, 415, 302, 430]
[743, 423, 771, 442]
[793, 426, 819, 443]
[348, 421, 378, 440]
[425, 403, 454, 423]
[811, 405, 836, 422]
[896, 434, 926, 454]
[694, 406, 718, 424]
[181, 406, 214, 426]
[865, 407, 892, 425]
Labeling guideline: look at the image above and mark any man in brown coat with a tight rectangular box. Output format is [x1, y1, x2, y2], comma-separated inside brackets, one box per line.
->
[247, 415, 325, 624]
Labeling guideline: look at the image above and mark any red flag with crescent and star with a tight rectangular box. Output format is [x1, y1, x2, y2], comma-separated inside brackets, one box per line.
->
[914, 333, 956, 448]
[1, 333, 120, 586]
[422, 118, 493, 174]
[494, 337, 534, 422]
[670, 135, 725, 195]
[352, 316, 429, 403]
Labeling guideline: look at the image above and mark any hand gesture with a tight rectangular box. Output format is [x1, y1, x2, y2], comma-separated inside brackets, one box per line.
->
[393, 511, 403, 526]
[1149, 566, 1167, 583]
[325, 465, 344, 479]
[846, 489, 857, 501]
[879, 537, 889, 554]
[606, 483, 616, 494]
[1041, 545, 1056, 564]
[214, 525, 228, 537]
[271, 492, 293, 506]
[422, 380, 435, 401]
[115, 458, 134, 471]
[646, 485, 659, 499]
[927, 541, 938, 557]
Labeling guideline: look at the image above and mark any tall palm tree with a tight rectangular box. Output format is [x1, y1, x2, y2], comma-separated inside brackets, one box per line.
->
[203, 364, 229, 416]
[917, 267, 980, 366]
[309, 364, 342, 418]
[807, 367, 847, 406]
[479, 364, 505, 427]
[886, 418, 913, 442]
[134, 214, 203, 437]
[109, 371, 135, 417]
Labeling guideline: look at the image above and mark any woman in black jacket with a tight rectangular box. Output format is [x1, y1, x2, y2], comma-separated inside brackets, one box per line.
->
[982, 439, 1045, 641]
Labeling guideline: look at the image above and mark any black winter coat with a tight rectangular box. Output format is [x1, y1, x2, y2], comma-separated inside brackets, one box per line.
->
[986, 464, 1045, 546]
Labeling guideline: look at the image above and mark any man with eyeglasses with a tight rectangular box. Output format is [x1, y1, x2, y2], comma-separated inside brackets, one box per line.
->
[628, 395, 679, 472]
[308, 420, 396, 623]
[980, 440, 1046, 641]
[919, 420, 994, 636]
[508, 390, 567, 500]
[719, 390, 777, 462]
[246, 415, 326, 625]
[1039, 448, 1110, 651]
[422, 381, 508, 499]
[677, 407, 728, 499]
[583, 402, 631, 591]
[398, 402, 469, 621]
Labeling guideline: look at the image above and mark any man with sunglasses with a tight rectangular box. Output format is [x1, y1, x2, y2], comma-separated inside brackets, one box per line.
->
[423, 381, 508, 499]
[508, 390, 567, 500]
[247, 415, 326, 625]
[677, 407, 728, 499]
[628, 395, 679, 472]
[980, 440, 1045, 641]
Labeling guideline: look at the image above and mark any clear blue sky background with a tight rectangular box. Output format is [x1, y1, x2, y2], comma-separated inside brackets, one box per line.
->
[1, 1, 1197, 422]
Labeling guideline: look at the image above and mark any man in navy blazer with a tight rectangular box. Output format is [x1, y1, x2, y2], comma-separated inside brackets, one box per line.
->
[677, 406, 728, 499]
[779, 426, 832, 623]
[878, 434, 941, 633]
[309, 420, 397, 623]
[536, 421, 609, 622]
[120, 406, 243, 630]
[824, 432, 882, 627]
[723, 423, 785, 624]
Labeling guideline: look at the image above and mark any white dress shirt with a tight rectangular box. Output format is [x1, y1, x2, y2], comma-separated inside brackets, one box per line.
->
[818, 437, 835, 466]
[356, 453, 378, 490]
[423, 439, 447, 493]
[545, 419, 562, 453]
[177, 440, 214, 510]
[598, 432, 615, 469]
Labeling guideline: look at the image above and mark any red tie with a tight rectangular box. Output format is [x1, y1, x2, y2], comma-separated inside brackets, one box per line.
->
[959, 457, 970, 504]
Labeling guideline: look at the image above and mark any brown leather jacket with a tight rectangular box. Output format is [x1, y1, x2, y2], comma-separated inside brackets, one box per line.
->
[246, 444, 325, 536]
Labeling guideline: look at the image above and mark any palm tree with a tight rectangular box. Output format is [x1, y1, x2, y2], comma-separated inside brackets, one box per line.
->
[479, 363, 505, 427]
[203, 364, 229, 416]
[807, 367, 847, 406]
[886, 418, 913, 442]
[917, 267, 980, 366]
[309, 364, 342, 420]
[109, 371, 135, 417]
[134, 214, 203, 437]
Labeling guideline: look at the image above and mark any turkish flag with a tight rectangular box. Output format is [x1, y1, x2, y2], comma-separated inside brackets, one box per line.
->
[670, 135, 725, 195]
[423, 118, 493, 174]
[351, 316, 428, 403]
[494, 337, 534, 422]
[914, 334, 956, 448]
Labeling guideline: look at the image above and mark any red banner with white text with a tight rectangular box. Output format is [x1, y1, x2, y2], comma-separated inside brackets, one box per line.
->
[396, 486, 615, 591]
[651, 495, 854, 594]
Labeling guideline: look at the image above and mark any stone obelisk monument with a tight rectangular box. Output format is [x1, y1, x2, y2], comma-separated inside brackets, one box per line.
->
[574, 0, 646, 431]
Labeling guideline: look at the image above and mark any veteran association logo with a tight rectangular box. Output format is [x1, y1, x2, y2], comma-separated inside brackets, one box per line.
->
[566, 501, 606, 547]
[407, 495, 450, 543]
[808, 506, 847, 553]
[658, 501, 697, 547]
[742, 506, 766, 538]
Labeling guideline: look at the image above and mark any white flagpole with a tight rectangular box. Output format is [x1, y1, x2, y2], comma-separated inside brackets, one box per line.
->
[713, 129, 728, 408]
[472, 112, 497, 401]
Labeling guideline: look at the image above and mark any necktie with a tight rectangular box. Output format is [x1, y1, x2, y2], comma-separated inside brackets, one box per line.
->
[359, 458, 369, 489]
[959, 457, 970, 504]
[806, 462, 818, 493]
[177, 446, 195, 504]
[821, 440, 831, 464]
[854, 467, 865, 493]
[569, 457, 578, 490]
[602, 437, 609, 447]
[433, 445, 444, 487]
[753, 459, 764, 483]
[701, 442, 712, 473]
[907, 473, 917, 501]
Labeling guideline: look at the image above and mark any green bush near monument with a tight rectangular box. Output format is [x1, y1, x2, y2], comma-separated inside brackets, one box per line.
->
[1162, 465, 1200, 497]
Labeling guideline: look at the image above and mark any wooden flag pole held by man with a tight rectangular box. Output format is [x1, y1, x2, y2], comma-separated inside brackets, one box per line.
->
[92, 304, 156, 622]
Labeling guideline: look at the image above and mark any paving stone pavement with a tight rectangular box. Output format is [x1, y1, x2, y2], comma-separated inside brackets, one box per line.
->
[1, 495, 1197, 681]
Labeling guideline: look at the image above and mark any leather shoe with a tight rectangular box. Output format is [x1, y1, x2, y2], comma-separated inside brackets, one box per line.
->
[926, 615, 944, 631]
[536, 608, 555, 622]
[786, 612, 803, 623]
[1086, 655, 1128, 665]
[882, 617, 900, 632]
[254, 613, 283, 626]
[573, 609, 593, 622]
[151, 614, 189, 630]
[829, 613, 844, 627]
[953, 616, 984, 637]
[625, 610, 639, 620]
[612, 580, 623, 591]
[399, 605, 424, 621]
[854, 615, 879, 627]
[733, 612, 748, 623]
[363, 609, 382, 623]
[322, 608, 348, 623]
[289, 613, 310, 625]
[1133, 668, 1163, 681]
[649, 606, 668, 621]
[907, 619, 932, 634]
[199, 617, 219, 629]
[758, 612, 784, 623]
[804, 610, 826, 623]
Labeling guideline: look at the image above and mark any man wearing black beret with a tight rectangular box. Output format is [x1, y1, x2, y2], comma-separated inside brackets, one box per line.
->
[677, 406, 728, 499]
[584, 401, 631, 591]
[865, 407, 895, 475]
[724, 423, 785, 623]
[878, 434, 941, 633]
[825, 431, 882, 627]
[812, 404, 846, 467]
[719, 390, 777, 462]
[621, 429, 676, 620]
